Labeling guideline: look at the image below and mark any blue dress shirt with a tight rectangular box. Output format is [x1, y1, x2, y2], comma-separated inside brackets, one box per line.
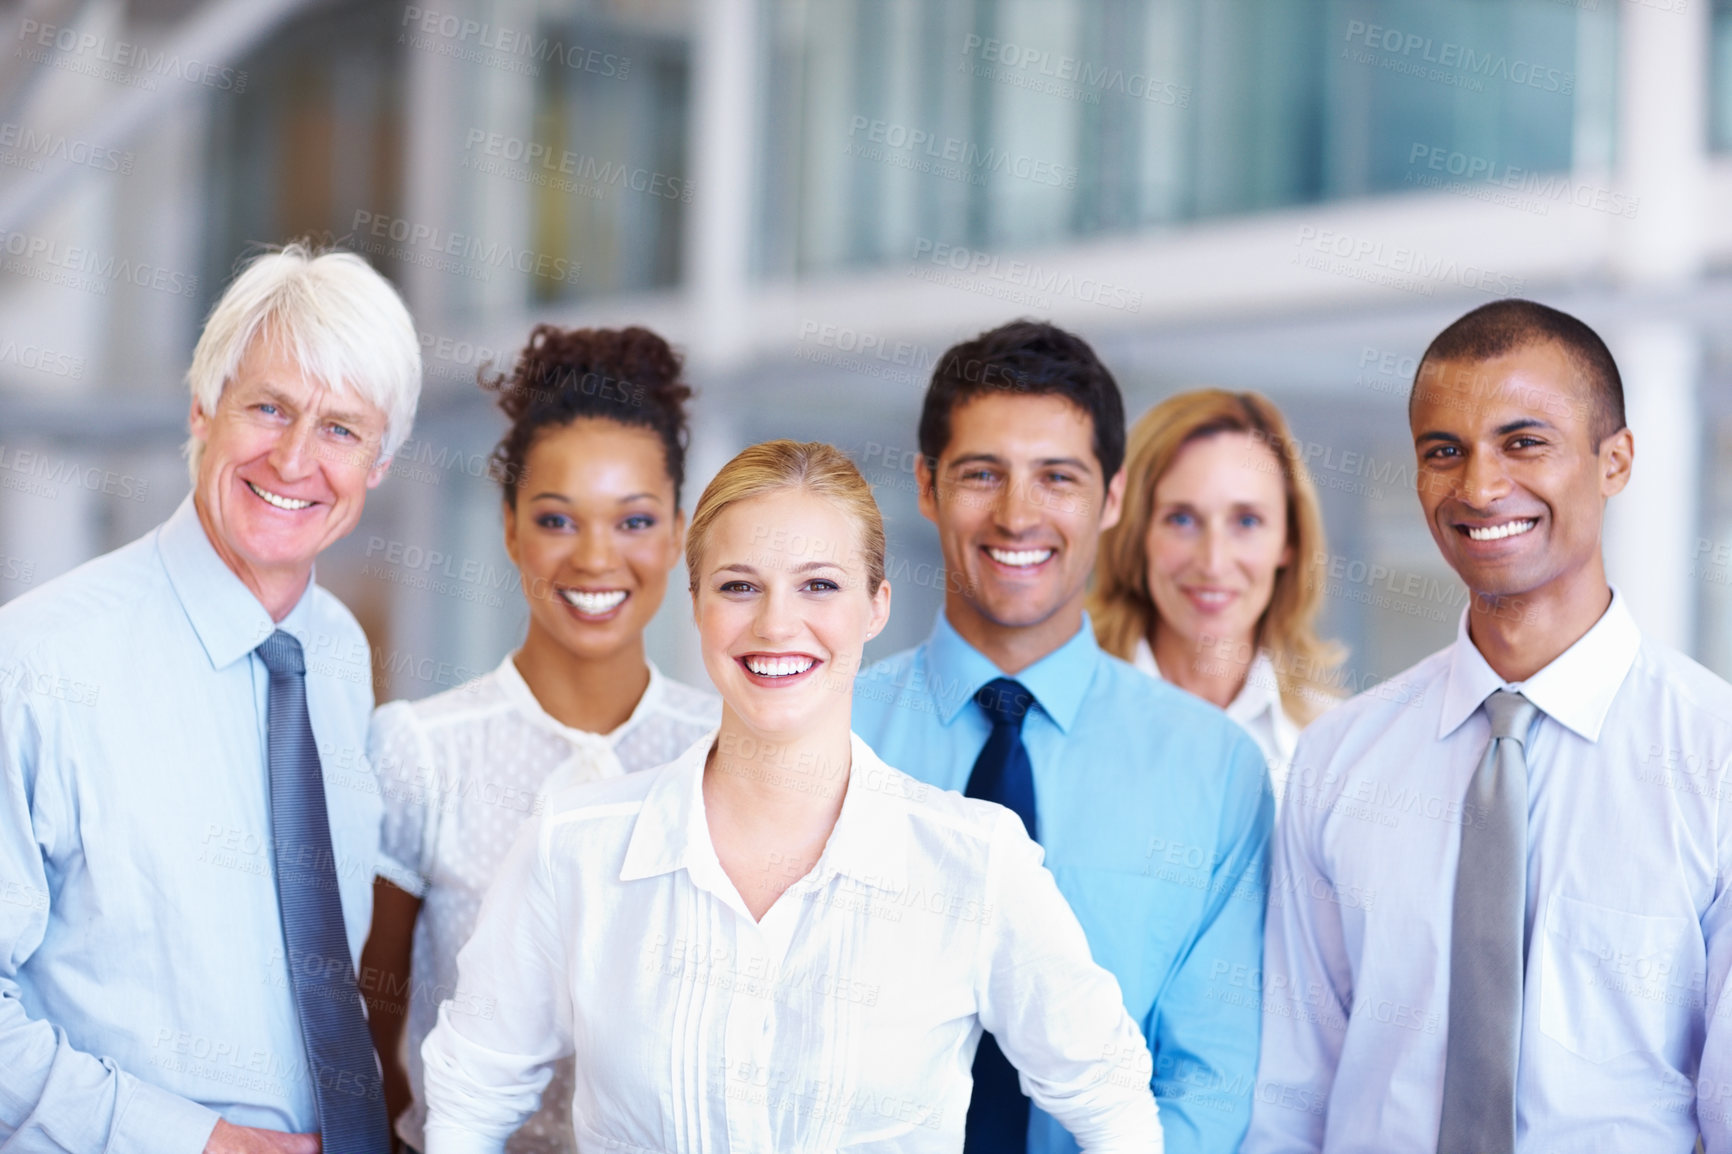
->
[0, 496, 381, 1152]
[852, 611, 1273, 1154]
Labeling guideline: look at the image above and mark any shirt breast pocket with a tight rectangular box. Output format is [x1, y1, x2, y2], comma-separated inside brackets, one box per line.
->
[1537, 895, 1697, 1065]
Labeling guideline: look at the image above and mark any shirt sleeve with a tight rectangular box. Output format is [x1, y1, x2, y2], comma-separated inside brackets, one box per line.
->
[978, 807, 1165, 1154]
[371, 700, 437, 897]
[1241, 734, 1351, 1154]
[1696, 766, 1732, 1152]
[421, 813, 573, 1154]
[1144, 732, 1272, 1154]
[0, 664, 220, 1154]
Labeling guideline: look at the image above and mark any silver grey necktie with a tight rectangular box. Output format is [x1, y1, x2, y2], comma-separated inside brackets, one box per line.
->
[1437, 689, 1540, 1154]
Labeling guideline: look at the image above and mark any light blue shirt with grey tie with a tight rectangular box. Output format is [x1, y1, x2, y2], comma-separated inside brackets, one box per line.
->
[0, 495, 382, 1152]
[1244, 590, 1732, 1153]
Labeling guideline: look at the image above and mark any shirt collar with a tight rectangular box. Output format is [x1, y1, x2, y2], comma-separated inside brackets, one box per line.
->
[1437, 587, 1640, 743]
[809, 734, 913, 894]
[1133, 637, 1286, 731]
[1238, 651, 1287, 725]
[494, 652, 666, 750]
[922, 610, 1098, 733]
[619, 730, 910, 896]
[157, 494, 301, 670]
[618, 734, 717, 887]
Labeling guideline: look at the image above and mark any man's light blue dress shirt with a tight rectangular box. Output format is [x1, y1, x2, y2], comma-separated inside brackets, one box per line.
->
[852, 612, 1273, 1154]
[0, 496, 381, 1152]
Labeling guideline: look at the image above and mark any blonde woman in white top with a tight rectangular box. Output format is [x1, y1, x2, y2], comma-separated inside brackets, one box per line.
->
[1090, 389, 1344, 804]
[362, 327, 719, 1154]
[420, 440, 1162, 1153]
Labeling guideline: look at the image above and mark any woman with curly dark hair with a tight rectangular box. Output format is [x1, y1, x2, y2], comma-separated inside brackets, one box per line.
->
[360, 326, 720, 1154]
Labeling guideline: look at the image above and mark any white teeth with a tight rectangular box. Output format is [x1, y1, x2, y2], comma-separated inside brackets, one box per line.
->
[744, 655, 816, 678]
[246, 481, 313, 510]
[560, 589, 628, 615]
[1465, 519, 1537, 542]
[986, 547, 1054, 568]
[1190, 590, 1233, 605]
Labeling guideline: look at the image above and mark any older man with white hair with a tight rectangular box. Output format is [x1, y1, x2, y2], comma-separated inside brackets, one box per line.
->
[0, 244, 422, 1154]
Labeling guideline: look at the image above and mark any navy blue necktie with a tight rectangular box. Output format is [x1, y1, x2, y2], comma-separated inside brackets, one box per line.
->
[963, 677, 1036, 1154]
[257, 631, 390, 1153]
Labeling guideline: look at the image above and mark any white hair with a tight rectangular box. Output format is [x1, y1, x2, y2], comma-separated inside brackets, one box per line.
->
[184, 242, 422, 479]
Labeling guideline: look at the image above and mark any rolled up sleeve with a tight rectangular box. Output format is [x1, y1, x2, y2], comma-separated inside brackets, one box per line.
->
[421, 816, 572, 1154]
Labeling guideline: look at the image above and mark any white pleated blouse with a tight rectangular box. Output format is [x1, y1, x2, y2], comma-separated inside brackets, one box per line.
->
[420, 731, 1163, 1153]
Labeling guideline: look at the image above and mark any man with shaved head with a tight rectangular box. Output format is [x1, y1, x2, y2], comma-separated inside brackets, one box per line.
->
[1246, 299, 1732, 1152]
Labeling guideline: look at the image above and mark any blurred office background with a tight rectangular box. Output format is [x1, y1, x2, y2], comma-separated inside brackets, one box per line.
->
[0, 0, 1727, 701]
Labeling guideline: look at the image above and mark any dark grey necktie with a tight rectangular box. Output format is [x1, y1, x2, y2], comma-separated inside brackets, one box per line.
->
[1437, 689, 1540, 1154]
[257, 631, 390, 1153]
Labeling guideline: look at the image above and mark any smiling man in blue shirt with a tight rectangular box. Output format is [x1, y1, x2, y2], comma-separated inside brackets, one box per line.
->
[852, 319, 1273, 1154]
[0, 244, 421, 1154]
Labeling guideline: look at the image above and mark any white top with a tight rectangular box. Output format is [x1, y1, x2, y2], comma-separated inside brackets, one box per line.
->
[1132, 639, 1300, 803]
[419, 731, 1164, 1154]
[372, 655, 720, 1154]
[1243, 591, 1732, 1153]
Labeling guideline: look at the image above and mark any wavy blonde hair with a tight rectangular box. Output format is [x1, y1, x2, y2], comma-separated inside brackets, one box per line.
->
[686, 440, 887, 594]
[1089, 389, 1344, 723]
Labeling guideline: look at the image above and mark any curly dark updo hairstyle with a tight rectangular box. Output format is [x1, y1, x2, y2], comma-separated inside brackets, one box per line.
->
[484, 324, 694, 507]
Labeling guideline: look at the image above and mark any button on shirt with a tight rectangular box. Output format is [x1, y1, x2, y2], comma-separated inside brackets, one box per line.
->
[420, 731, 1162, 1154]
[852, 613, 1272, 1154]
[1131, 642, 1303, 809]
[1244, 591, 1732, 1153]
[373, 655, 719, 1153]
[0, 495, 381, 1149]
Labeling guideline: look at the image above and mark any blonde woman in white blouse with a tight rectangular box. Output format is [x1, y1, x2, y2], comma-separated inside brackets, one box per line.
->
[420, 440, 1162, 1153]
[362, 327, 720, 1154]
[1090, 390, 1345, 805]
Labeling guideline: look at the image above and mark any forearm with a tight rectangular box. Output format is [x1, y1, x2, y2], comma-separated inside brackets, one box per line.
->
[1148, 899, 1263, 1151]
[1151, 785, 1268, 1151]
[1, 691, 221, 1151]
[420, 826, 569, 1152]
[419, 1014, 545, 1154]
[361, 878, 422, 1128]
[1050, 1027, 1163, 1154]
[0, 999, 220, 1154]
[1695, 873, 1732, 1152]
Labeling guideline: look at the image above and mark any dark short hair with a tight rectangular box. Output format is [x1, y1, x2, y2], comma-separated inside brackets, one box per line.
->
[484, 325, 694, 507]
[1412, 299, 1626, 445]
[918, 319, 1126, 485]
